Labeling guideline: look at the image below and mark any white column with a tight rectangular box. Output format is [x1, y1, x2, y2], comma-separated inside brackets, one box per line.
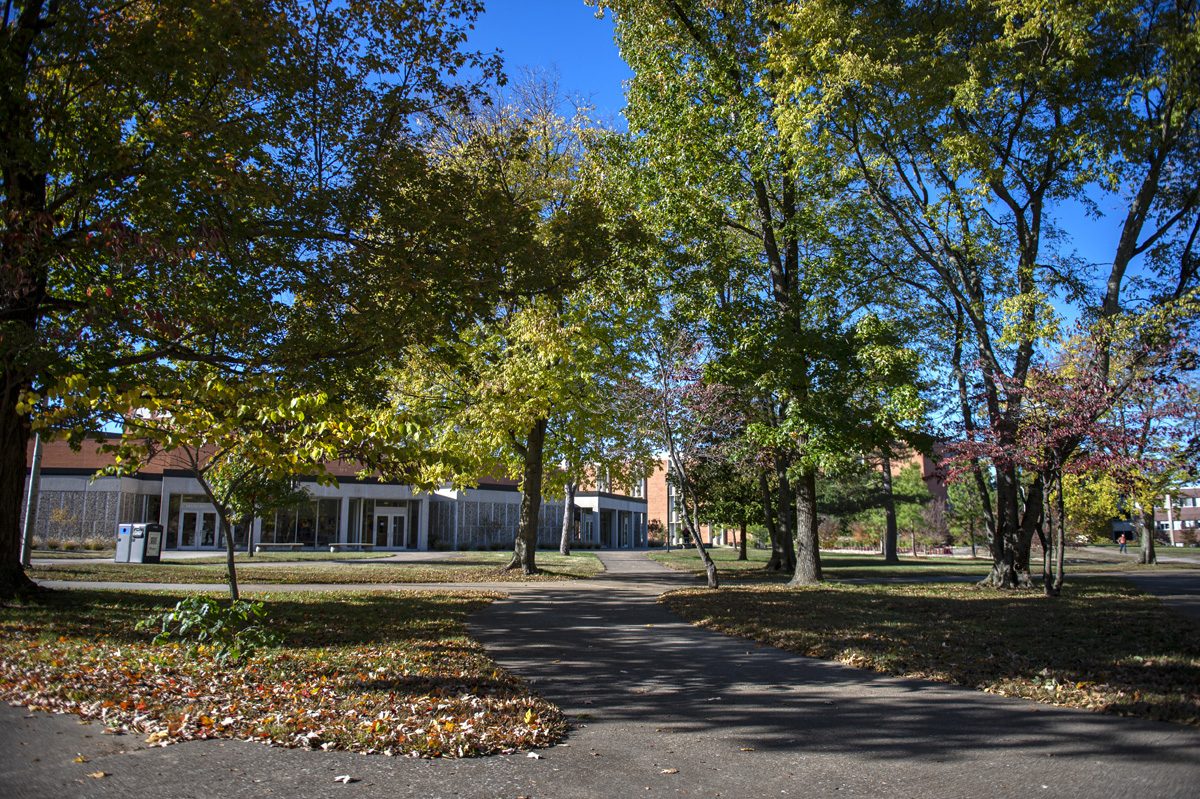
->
[1165, 494, 1176, 546]
[339, 497, 351, 545]
[419, 495, 430, 550]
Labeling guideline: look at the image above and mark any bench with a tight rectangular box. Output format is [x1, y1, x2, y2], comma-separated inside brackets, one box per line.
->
[328, 543, 374, 553]
[255, 543, 303, 553]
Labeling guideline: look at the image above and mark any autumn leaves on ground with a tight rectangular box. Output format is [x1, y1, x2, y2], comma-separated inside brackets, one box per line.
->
[655, 551, 1200, 726]
[0, 590, 565, 757]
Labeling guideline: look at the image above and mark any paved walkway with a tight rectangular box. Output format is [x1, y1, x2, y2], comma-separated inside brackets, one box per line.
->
[4, 553, 1199, 798]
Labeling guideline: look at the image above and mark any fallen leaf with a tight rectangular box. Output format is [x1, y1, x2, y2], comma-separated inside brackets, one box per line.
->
[661, 768, 679, 774]
[74, 756, 89, 763]
[740, 748, 755, 752]
[87, 772, 108, 779]
[526, 752, 542, 759]
[333, 775, 358, 784]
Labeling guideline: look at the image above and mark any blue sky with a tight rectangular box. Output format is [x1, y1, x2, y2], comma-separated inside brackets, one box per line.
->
[466, 1, 1128, 295]
[465, 0, 631, 124]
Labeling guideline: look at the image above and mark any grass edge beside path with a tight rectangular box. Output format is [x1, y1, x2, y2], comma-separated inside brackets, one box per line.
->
[27, 551, 605, 585]
[660, 577, 1200, 727]
[647, 547, 1200, 581]
[0, 588, 565, 757]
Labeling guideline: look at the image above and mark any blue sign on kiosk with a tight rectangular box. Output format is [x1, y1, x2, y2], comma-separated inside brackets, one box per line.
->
[115, 523, 163, 564]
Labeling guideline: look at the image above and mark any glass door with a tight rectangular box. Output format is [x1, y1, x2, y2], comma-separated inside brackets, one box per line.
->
[179, 505, 220, 550]
[373, 510, 407, 549]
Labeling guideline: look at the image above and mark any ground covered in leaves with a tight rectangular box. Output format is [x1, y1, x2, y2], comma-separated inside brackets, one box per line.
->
[649, 547, 1198, 580]
[28, 552, 604, 585]
[661, 578, 1200, 725]
[0, 589, 565, 757]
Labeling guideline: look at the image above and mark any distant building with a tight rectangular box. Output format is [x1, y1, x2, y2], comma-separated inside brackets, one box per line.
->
[1156, 488, 1200, 547]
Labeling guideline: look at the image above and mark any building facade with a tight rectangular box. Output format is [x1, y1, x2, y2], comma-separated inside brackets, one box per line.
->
[22, 437, 648, 552]
[1156, 488, 1200, 546]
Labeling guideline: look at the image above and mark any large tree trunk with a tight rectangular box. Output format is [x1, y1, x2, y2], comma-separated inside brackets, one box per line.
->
[880, 453, 899, 563]
[506, 418, 546, 575]
[789, 468, 823, 586]
[1052, 478, 1066, 595]
[559, 481, 575, 556]
[978, 463, 1034, 588]
[1, 384, 39, 601]
[1138, 507, 1157, 564]
[738, 521, 747, 561]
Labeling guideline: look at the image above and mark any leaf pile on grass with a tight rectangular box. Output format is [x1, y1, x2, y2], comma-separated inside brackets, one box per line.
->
[0, 589, 565, 757]
[28, 552, 603, 586]
[660, 578, 1200, 725]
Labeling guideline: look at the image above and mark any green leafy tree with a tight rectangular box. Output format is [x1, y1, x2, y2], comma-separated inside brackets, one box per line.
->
[594, 0, 928, 588]
[46, 368, 414, 599]
[389, 74, 655, 574]
[2, 0, 504, 599]
[767, 0, 1200, 587]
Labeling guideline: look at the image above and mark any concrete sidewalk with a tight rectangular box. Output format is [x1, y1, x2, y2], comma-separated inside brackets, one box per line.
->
[3, 552, 1199, 798]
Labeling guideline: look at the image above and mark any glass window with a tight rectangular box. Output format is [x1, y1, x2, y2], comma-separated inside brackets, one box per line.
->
[296, 501, 316, 546]
[317, 499, 340, 546]
[407, 501, 420, 549]
[166, 494, 181, 549]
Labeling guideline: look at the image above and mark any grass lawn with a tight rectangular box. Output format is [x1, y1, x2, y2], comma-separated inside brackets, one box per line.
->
[648, 547, 1199, 580]
[661, 577, 1200, 726]
[28, 551, 604, 585]
[0, 588, 563, 757]
[180, 551, 398, 563]
[30, 549, 116, 559]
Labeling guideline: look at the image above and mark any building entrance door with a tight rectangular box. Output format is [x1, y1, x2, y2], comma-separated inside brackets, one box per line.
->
[179, 504, 220, 550]
[373, 509, 407, 550]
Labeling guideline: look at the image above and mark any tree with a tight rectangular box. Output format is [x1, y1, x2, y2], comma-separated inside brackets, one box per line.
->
[690, 458, 762, 560]
[44, 369, 412, 599]
[643, 328, 724, 588]
[945, 475, 991, 558]
[2, 0, 505, 599]
[595, 0, 928, 588]
[768, 0, 1200, 587]
[389, 76, 655, 575]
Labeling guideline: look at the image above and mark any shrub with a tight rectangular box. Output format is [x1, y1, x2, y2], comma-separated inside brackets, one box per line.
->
[45, 537, 61, 550]
[82, 537, 107, 551]
[61, 540, 80, 551]
[30, 536, 44, 550]
[138, 596, 284, 665]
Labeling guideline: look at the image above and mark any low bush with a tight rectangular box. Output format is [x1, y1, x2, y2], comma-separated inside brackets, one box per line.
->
[45, 538, 61, 550]
[137, 596, 283, 665]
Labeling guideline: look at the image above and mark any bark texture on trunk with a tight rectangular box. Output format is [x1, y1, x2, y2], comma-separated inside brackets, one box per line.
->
[738, 522, 747, 561]
[788, 469, 823, 586]
[559, 482, 575, 556]
[506, 419, 546, 575]
[1, 387, 38, 600]
[881, 454, 899, 563]
[1139, 509, 1157, 564]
